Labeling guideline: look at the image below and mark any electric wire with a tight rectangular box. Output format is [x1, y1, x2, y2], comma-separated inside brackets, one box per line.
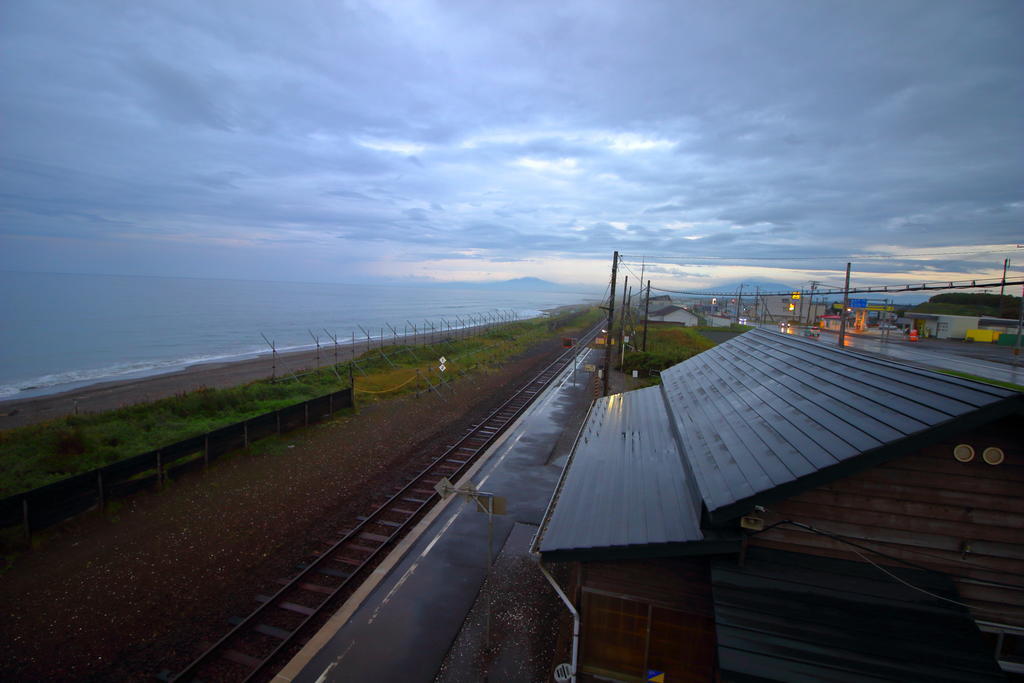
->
[620, 246, 1021, 263]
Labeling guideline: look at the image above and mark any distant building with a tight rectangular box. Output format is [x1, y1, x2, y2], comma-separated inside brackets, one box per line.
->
[756, 293, 827, 324]
[645, 304, 699, 327]
[906, 313, 1020, 340]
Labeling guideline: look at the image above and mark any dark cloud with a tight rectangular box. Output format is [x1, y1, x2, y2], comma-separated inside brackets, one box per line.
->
[1, 0, 1020, 285]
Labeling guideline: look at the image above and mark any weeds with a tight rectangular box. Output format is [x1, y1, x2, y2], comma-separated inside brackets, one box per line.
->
[0, 307, 601, 498]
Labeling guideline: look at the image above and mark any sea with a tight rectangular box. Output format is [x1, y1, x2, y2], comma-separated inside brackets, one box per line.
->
[0, 271, 599, 400]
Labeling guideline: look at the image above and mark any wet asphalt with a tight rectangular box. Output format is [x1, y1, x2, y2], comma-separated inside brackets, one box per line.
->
[287, 347, 598, 682]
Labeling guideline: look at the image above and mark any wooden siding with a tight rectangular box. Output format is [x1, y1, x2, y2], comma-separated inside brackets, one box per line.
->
[749, 416, 1024, 627]
[582, 557, 713, 617]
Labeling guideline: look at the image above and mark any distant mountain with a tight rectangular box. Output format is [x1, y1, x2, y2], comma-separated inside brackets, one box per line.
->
[696, 280, 797, 295]
[480, 277, 567, 290]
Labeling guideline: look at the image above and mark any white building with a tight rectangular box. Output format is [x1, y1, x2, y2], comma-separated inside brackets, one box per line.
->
[646, 304, 700, 327]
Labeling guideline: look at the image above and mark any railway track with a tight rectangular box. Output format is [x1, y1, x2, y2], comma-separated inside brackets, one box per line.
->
[168, 323, 601, 682]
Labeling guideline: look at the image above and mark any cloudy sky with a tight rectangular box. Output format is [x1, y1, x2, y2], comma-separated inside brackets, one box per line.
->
[1, 0, 1021, 290]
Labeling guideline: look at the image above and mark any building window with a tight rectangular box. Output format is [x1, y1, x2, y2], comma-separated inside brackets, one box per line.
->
[580, 590, 716, 682]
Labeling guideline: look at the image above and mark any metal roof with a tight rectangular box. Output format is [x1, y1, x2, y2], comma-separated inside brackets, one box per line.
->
[536, 328, 1022, 558]
[712, 547, 1005, 682]
[648, 304, 693, 317]
[979, 317, 1021, 327]
[538, 386, 714, 561]
[661, 328, 1022, 523]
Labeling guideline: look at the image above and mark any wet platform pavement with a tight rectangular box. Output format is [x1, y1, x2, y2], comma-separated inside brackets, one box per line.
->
[276, 348, 598, 683]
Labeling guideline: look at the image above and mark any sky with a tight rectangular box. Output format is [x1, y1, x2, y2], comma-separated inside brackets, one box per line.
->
[1, 0, 1021, 292]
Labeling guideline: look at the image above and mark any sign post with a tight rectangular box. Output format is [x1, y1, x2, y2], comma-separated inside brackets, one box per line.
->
[434, 476, 507, 649]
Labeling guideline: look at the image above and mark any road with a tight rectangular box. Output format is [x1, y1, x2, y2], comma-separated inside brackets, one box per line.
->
[809, 328, 1024, 385]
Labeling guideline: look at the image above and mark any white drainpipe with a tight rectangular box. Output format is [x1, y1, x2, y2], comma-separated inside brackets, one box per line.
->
[537, 560, 579, 682]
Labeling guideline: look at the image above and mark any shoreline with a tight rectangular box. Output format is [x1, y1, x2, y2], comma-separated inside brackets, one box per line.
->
[0, 304, 590, 430]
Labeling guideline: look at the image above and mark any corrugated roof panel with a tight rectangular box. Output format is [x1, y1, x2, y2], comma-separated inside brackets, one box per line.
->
[711, 352, 861, 464]
[662, 328, 1022, 517]
[747, 338, 973, 422]
[539, 387, 703, 556]
[753, 331, 1013, 408]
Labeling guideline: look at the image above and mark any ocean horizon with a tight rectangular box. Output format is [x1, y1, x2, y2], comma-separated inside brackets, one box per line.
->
[0, 271, 598, 400]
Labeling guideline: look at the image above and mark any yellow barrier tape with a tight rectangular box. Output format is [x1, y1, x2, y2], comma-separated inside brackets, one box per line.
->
[353, 372, 419, 394]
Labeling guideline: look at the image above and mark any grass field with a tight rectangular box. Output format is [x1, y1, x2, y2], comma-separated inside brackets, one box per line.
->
[0, 307, 602, 498]
[619, 326, 718, 381]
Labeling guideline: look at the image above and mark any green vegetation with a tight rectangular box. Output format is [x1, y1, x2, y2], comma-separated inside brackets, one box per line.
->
[620, 326, 716, 379]
[935, 370, 1024, 393]
[0, 307, 602, 498]
[912, 292, 1020, 319]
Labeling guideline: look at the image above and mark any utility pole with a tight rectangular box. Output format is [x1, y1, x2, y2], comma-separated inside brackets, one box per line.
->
[642, 280, 651, 352]
[735, 284, 744, 325]
[1001, 258, 1010, 314]
[1014, 282, 1023, 366]
[754, 286, 760, 326]
[602, 251, 618, 396]
[838, 263, 851, 348]
[620, 275, 629, 331]
[808, 281, 818, 326]
[798, 284, 806, 326]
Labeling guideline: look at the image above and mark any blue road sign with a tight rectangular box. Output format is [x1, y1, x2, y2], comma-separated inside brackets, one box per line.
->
[849, 299, 867, 308]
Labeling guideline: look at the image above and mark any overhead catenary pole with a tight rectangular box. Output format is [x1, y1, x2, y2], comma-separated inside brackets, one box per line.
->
[602, 251, 619, 396]
[735, 284, 744, 325]
[754, 286, 761, 325]
[642, 280, 651, 352]
[1014, 282, 1023, 366]
[838, 262, 852, 348]
[620, 275, 629, 332]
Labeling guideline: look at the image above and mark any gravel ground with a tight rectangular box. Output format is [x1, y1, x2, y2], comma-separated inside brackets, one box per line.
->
[0, 338, 568, 681]
[434, 523, 572, 683]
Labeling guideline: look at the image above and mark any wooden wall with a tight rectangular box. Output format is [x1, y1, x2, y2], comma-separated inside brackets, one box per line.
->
[749, 415, 1024, 627]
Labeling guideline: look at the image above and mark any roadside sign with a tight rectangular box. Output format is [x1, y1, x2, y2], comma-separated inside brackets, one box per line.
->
[584, 363, 596, 372]
[554, 663, 573, 682]
[439, 363, 446, 372]
[791, 291, 801, 300]
[866, 305, 895, 312]
[439, 356, 447, 364]
[647, 671, 666, 683]
[849, 299, 867, 308]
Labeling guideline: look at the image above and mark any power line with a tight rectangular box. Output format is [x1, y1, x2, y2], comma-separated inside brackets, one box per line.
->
[621, 245, 1022, 263]
[650, 277, 1024, 298]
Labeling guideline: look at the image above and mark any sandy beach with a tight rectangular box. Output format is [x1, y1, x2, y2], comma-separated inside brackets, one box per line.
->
[0, 327, 474, 430]
[0, 306, 589, 430]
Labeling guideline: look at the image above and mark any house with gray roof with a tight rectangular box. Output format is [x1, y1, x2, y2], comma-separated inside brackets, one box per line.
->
[534, 328, 1022, 682]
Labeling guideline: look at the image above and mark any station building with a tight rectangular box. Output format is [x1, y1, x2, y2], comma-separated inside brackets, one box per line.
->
[534, 329, 1022, 682]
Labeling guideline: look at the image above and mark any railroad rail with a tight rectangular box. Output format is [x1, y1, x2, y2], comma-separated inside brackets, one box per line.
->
[168, 322, 601, 682]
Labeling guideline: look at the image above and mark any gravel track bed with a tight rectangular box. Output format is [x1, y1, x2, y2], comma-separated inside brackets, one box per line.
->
[0, 339, 565, 681]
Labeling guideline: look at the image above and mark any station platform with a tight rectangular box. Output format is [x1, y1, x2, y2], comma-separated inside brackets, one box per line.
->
[273, 349, 598, 682]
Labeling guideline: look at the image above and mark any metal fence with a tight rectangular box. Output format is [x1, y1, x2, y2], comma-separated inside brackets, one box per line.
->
[0, 388, 353, 540]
